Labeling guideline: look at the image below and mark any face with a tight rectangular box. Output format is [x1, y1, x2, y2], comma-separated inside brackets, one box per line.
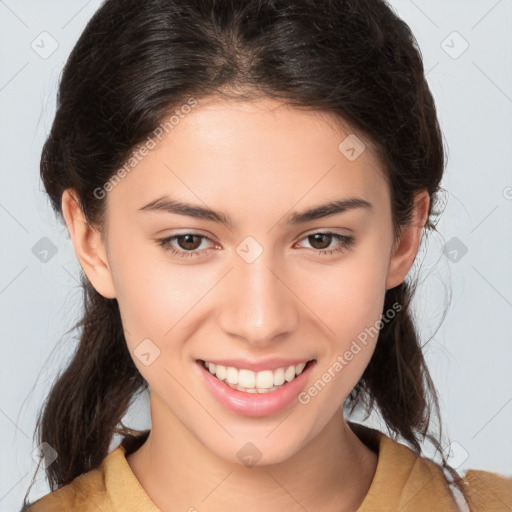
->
[67, 97, 424, 466]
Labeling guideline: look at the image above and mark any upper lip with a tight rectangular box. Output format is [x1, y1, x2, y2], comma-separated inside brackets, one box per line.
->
[198, 357, 316, 372]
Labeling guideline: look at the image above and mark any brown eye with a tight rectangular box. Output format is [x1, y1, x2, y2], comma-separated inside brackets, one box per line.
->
[307, 233, 333, 250]
[296, 231, 355, 257]
[174, 234, 203, 251]
[157, 233, 214, 258]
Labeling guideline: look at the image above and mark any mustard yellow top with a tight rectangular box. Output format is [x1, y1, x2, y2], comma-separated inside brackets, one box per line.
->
[25, 424, 512, 512]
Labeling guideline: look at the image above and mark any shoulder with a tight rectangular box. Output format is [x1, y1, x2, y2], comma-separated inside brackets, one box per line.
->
[351, 422, 511, 512]
[22, 461, 109, 512]
[399, 444, 512, 512]
[397, 444, 512, 512]
[22, 435, 153, 512]
[459, 468, 512, 512]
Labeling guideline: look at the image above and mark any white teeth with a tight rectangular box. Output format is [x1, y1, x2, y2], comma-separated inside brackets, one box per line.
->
[295, 362, 306, 375]
[273, 367, 285, 385]
[239, 369, 255, 388]
[215, 364, 226, 381]
[256, 370, 274, 389]
[284, 366, 296, 382]
[204, 360, 311, 392]
[226, 367, 239, 385]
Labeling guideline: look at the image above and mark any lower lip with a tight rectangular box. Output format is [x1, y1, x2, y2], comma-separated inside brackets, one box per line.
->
[195, 360, 316, 417]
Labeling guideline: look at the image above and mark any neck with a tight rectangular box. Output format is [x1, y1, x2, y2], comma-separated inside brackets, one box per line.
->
[126, 396, 378, 512]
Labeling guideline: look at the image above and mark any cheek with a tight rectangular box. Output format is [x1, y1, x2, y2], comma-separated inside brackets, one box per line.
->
[296, 264, 388, 420]
[107, 239, 174, 338]
[301, 251, 388, 341]
[109, 240, 218, 352]
[110, 252, 205, 387]
[297, 247, 389, 393]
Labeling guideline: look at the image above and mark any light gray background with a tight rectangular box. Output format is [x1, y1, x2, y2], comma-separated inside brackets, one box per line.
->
[1, 0, 511, 508]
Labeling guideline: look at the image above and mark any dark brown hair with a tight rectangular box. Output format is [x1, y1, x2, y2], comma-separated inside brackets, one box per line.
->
[22, 0, 460, 507]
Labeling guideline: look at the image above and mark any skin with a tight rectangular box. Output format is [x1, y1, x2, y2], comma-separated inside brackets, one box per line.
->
[62, 97, 429, 512]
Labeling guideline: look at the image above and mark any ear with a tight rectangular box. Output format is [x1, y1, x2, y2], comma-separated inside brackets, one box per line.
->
[61, 189, 116, 299]
[385, 189, 430, 291]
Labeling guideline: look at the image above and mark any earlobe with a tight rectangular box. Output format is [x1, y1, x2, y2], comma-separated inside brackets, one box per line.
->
[385, 190, 430, 291]
[61, 189, 117, 299]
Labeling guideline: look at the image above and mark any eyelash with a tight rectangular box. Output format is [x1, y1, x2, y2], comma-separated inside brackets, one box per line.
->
[156, 231, 355, 259]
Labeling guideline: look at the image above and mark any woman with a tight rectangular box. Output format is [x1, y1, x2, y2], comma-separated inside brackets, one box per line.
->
[21, 0, 511, 511]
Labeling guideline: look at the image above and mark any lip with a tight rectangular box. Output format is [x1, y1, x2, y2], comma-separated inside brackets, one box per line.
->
[195, 359, 317, 417]
[198, 357, 315, 372]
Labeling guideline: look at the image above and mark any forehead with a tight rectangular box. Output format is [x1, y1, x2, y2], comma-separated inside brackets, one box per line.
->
[105, 97, 389, 226]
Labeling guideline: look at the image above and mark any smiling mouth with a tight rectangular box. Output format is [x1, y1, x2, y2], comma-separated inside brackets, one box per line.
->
[198, 359, 316, 394]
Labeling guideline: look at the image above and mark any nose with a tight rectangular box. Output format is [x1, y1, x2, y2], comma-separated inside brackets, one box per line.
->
[216, 252, 300, 348]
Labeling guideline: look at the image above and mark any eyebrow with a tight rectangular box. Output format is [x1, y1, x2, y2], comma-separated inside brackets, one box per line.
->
[138, 195, 373, 228]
